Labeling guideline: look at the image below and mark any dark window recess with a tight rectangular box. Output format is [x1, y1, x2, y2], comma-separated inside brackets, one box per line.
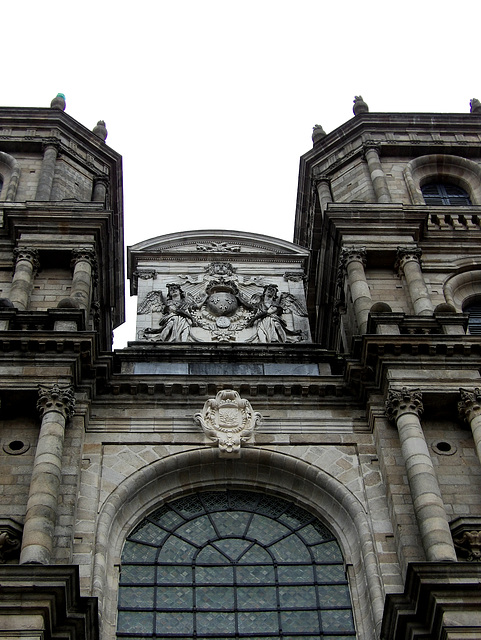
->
[465, 304, 481, 335]
[116, 490, 356, 639]
[422, 183, 471, 205]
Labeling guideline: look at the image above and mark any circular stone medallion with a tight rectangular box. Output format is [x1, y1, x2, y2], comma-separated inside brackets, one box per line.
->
[216, 316, 231, 328]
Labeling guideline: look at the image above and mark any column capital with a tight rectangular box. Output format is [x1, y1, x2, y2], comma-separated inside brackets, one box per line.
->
[363, 142, 381, 158]
[395, 246, 422, 275]
[458, 387, 481, 423]
[41, 139, 60, 153]
[37, 384, 75, 419]
[93, 174, 109, 187]
[312, 174, 331, 188]
[340, 246, 367, 270]
[337, 247, 367, 294]
[13, 247, 40, 273]
[71, 247, 97, 267]
[71, 248, 98, 285]
[386, 387, 423, 422]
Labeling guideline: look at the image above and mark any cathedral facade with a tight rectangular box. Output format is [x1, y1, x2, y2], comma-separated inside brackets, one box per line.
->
[0, 94, 481, 639]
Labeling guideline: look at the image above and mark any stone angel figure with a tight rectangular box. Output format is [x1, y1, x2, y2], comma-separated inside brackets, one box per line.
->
[247, 284, 308, 343]
[139, 284, 199, 342]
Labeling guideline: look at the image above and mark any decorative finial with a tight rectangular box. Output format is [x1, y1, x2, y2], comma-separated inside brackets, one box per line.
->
[93, 120, 108, 142]
[353, 95, 369, 116]
[312, 124, 327, 146]
[50, 93, 66, 111]
[470, 98, 481, 114]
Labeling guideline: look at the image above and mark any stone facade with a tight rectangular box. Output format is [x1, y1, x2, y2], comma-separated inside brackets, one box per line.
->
[0, 97, 481, 640]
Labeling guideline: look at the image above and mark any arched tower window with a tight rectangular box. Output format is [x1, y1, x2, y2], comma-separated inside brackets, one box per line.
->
[421, 182, 472, 205]
[117, 490, 355, 639]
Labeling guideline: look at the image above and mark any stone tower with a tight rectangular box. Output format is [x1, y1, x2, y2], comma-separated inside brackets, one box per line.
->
[1, 96, 481, 640]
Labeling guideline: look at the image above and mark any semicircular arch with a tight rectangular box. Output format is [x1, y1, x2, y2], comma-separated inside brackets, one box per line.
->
[444, 265, 481, 311]
[93, 446, 384, 640]
[404, 154, 481, 205]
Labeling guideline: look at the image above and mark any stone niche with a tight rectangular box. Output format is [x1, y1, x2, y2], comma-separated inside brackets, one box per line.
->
[128, 230, 311, 344]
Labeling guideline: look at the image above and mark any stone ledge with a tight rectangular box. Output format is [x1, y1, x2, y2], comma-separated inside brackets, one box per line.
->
[381, 562, 481, 640]
[0, 564, 98, 640]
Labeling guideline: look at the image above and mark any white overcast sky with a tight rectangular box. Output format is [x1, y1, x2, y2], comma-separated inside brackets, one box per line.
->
[2, 1, 480, 347]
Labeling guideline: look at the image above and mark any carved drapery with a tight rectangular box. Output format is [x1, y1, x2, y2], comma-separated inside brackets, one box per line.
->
[386, 387, 456, 562]
[20, 384, 75, 564]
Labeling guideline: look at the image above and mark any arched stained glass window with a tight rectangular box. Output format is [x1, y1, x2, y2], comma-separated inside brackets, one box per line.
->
[117, 490, 356, 639]
[421, 182, 471, 205]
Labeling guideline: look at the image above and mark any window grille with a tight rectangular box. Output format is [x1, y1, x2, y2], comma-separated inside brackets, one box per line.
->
[117, 490, 356, 639]
[465, 304, 481, 335]
[421, 183, 471, 205]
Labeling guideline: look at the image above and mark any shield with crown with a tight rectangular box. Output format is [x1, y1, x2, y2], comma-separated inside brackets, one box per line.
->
[194, 390, 262, 457]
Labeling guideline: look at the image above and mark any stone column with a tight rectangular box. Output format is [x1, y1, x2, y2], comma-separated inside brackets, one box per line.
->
[20, 384, 75, 564]
[386, 388, 456, 561]
[36, 141, 59, 201]
[396, 247, 433, 316]
[340, 247, 372, 334]
[70, 248, 97, 314]
[9, 248, 39, 310]
[458, 388, 481, 465]
[364, 144, 391, 203]
[92, 176, 108, 203]
[314, 176, 333, 209]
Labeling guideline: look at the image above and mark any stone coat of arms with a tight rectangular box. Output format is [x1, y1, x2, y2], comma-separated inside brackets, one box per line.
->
[137, 262, 308, 343]
[194, 390, 262, 457]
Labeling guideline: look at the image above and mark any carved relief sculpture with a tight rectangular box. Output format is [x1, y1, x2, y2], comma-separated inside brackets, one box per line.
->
[138, 262, 308, 343]
[194, 390, 262, 457]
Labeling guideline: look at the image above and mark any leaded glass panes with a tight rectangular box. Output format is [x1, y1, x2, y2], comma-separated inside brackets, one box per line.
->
[117, 490, 356, 638]
[422, 182, 472, 205]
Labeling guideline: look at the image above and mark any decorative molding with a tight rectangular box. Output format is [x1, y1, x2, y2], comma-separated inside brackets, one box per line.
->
[458, 387, 481, 423]
[194, 389, 262, 457]
[283, 271, 306, 282]
[395, 246, 422, 276]
[451, 517, 481, 562]
[13, 247, 40, 274]
[133, 269, 157, 281]
[0, 518, 22, 563]
[37, 384, 76, 419]
[196, 241, 241, 253]
[385, 387, 423, 422]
